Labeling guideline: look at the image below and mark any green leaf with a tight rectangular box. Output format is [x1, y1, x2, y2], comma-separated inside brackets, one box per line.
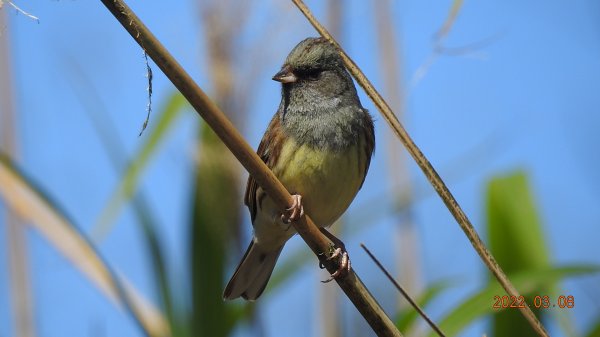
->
[79, 88, 187, 337]
[428, 265, 600, 337]
[190, 125, 244, 336]
[585, 319, 600, 337]
[487, 171, 550, 336]
[91, 92, 188, 241]
[487, 171, 549, 272]
[0, 152, 170, 337]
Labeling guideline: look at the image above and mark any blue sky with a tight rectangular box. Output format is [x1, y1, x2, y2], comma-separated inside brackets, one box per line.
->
[1, 1, 599, 336]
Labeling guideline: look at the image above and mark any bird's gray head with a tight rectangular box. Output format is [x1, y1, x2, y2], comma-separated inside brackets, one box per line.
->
[272, 37, 358, 109]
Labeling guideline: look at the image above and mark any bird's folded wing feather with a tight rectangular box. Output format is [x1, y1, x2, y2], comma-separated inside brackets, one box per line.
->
[244, 114, 285, 223]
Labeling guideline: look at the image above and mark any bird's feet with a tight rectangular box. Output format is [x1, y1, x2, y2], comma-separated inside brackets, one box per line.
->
[321, 245, 351, 283]
[281, 194, 304, 224]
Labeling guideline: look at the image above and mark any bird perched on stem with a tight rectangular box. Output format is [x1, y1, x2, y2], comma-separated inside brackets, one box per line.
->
[223, 37, 375, 300]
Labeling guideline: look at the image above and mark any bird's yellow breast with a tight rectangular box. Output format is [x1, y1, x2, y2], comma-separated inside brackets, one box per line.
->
[272, 138, 365, 227]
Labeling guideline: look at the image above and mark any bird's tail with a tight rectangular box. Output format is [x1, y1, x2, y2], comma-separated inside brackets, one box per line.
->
[223, 240, 283, 301]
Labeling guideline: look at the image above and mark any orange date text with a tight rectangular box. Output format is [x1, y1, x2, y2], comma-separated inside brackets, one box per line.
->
[492, 295, 574, 310]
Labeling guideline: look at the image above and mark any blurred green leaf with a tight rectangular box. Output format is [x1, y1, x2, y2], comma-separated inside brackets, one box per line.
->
[134, 197, 187, 337]
[428, 265, 599, 337]
[586, 319, 600, 337]
[487, 171, 549, 336]
[0, 152, 170, 337]
[190, 124, 244, 336]
[487, 171, 549, 271]
[78, 86, 187, 337]
[91, 92, 188, 241]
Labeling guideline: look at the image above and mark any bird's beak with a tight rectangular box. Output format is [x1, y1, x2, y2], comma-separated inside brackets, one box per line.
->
[272, 66, 297, 83]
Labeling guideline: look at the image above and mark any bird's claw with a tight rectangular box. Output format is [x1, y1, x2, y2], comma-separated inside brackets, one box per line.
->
[321, 247, 351, 283]
[281, 194, 304, 224]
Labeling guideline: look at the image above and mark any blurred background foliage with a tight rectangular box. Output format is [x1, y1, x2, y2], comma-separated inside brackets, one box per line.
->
[1, 0, 599, 337]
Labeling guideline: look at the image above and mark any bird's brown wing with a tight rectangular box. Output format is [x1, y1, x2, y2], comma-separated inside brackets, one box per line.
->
[358, 111, 376, 189]
[244, 114, 286, 223]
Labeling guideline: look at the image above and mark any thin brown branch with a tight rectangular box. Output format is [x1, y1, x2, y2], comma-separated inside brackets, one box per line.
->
[99, 1, 402, 336]
[361, 243, 446, 337]
[290, 1, 549, 336]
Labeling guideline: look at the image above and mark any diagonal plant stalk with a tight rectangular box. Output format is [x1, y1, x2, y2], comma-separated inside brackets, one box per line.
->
[290, 1, 549, 336]
[99, 1, 401, 336]
[67, 58, 186, 336]
[0, 153, 169, 337]
[361, 244, 446, 337]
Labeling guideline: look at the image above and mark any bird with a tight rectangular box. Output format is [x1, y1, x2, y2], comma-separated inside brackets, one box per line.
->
[223, 37, 375, 301]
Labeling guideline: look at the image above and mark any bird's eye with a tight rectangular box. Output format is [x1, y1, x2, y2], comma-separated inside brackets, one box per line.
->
[298, 68, 322, 81]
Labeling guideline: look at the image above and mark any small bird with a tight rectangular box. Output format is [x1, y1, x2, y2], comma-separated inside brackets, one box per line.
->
[223, 37, 375, 300]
